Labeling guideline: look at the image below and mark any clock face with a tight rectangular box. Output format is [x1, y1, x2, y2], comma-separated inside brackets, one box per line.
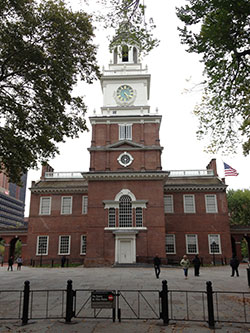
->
[116, 85, 134, 103]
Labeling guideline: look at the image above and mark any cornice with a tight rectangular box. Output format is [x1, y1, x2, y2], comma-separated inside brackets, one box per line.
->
[85, 171, 169, 181]
[89, 114, 162, 124]
[164, 185, 226, 192]
[30, 186, 88, 194]
[88, 145, 163, 152]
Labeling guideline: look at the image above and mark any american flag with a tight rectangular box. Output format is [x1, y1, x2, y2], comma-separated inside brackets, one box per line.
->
[223, 162, 239, 176]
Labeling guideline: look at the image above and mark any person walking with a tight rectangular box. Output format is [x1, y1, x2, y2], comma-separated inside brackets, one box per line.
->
[230, 255, 240, 277]
[61, 255, 66, 268]
[16, 256, 23, 270]
[192, 254, 201, 276]
[180, 255, 190, 279]
[7, 256, 14, 271]
[153, 254, 161, 279]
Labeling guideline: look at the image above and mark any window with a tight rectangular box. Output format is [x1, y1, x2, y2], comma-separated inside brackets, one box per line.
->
[122, 45, 128, 62]
[81, 235, 87, 255]
[205, 195, 218, 213]
[183, 195, 195, 213]
[119, 124, 132, 140]
[133, 47, 138, 63]
[135, 207, 143, 227]
[164, 195, 174, 213]
[61, 196, 72, 215]
[36, 236, 48, 255]
[39, 197, 51, 215]
[108, 208, 116, 227]
[119, 195, 132, 227]
[82, 196, 88, 214]
[208, 234, 221, 254]
[186, 234, 198, 254]
[59, 236, 71, 255]
[165, 234, 176, 254]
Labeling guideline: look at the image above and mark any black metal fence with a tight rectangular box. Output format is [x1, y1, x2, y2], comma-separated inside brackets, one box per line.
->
[0, 280, 249, 329]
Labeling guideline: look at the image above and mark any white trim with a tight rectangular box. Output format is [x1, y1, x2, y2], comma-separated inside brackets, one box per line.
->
[183, 194, 196, 213]
[115, 189, 136, 201]
[58, 235, 71, 255]
[185, 234, 199, 254]
[36, 235, 49, 255]
[39, 197, 51, 215]
[205, 194, 218, 213]
[117, 152, 134, 167]
[164, 195, 174, 213]
[61, 196, 72, 215]
[80, 235, 87, 255]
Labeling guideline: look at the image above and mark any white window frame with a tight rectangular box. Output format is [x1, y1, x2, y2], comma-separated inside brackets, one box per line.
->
[108, 208, 116, 227]
[186, 234, 199, 254]
[58, 235, 71, 255]
[36, 236, 49, 255]
[80, 235, 87, 255]
[61, 196, 72, 215]
[135, 207, 143, 227]
[39, 197, 51, 215]
[208, 234, 221, 254]
[119, 124, 132, 140]
[183, 195, 196, 213]
[82, 196, 88, 215]
[165, 234, 176, 254]
[205, 194, 218, 213]
[164, 195, 174, 213]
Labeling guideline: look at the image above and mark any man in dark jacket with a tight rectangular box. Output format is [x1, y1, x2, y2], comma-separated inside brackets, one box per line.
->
[153, 254, 161, 279]
[192, 254, 201, 276]
[230, 255, 240, 277]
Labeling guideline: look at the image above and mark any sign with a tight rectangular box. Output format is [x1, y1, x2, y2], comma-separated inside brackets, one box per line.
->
[91, 290, 116, 309]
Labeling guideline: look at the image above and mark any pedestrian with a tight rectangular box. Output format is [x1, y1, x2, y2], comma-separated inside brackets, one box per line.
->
[61, 255, 66, 268]
[153, 254, 161, 279]
[7, 256, 14, 271]
[230, 255, 240, 277]
[192, 254, 201, 276]
[16, 256, 23, 270]
[180, 255, 190, 279]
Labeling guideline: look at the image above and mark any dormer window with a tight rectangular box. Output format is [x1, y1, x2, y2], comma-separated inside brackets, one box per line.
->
[122, 45, 129, 62]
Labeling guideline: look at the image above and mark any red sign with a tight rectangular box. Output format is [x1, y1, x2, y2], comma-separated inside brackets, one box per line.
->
[108, 294, 114, 301]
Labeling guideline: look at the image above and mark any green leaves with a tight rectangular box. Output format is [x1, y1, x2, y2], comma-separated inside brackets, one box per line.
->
[227, 189, 250, 226]
[176, 0, 250, 155]
[0, 0, 100, 184]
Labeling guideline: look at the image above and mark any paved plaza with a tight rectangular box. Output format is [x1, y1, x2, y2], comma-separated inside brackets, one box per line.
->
[0, 264, 250, 332]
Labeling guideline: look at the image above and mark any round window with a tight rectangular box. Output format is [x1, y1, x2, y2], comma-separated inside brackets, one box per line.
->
[118, 152, 134, 167]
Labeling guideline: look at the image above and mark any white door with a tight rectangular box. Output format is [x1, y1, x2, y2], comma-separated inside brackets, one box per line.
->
[119, 240, 132, 263]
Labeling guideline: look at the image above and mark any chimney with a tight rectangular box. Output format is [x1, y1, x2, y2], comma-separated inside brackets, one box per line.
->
[206, 158, 218, 176]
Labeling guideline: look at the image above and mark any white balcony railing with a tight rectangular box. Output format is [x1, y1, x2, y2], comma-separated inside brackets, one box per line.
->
[168, 169, 214, 177]
[44, 172, 84, 179]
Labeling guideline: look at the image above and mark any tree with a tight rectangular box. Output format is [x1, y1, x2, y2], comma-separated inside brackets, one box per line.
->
[227, 189, 250, 226]
[96, 0, 159, 54]
[176, 0, 250, 155]
[0, 0, 100, 184]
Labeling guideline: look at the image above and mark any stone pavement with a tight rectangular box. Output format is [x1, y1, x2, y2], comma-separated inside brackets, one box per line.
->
[0, 264, 250, 332]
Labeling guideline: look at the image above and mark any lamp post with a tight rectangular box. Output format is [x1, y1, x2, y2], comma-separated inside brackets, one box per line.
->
[211, 241, 216, 266]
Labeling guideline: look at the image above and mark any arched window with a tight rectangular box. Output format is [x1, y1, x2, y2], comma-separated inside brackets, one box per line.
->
[133, 47, 138, 63]
[122, 45, 129, 62]
[113, 47, 118, 64]
[119, 195, 132, 227]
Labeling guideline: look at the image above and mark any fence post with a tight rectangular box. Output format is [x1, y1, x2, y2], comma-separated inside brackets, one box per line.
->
[22, 280, 30, 325]
[247, 267, 250, 287]
[160, 280, 169, 326]
[206, 281, 215, 329]
[65, 280, 75, 323]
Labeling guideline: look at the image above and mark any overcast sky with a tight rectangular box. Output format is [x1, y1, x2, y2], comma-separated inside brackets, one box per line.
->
[24, 0, 250, 216]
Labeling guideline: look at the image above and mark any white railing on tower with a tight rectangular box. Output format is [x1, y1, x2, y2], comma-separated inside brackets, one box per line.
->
[168, 169, 214, 177]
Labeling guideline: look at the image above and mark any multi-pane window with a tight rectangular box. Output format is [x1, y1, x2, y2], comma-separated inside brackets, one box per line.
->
[108, 208, 116, 227]
[39, 197, 51, 215]
[119, 124, 132, 140]
[61, 196, 72, 215]
[183, 195, 196, 213]
[205, 195, 218, 213]
[208, 234, 221, 254]
[186, 234, 198, 254]
[81, 235, 87, 255]
[36, 236, 48, 255]
[119, 195, 132, 227]
[135, 207, 143, 227]
[82, 196, 88, 214]
[59, 236, 70, 255]
[165, 234, 176, 254]
[164, 195, 174, 213]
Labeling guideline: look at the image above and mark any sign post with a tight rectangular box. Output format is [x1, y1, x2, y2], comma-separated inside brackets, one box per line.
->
[91, 290, 116, 321]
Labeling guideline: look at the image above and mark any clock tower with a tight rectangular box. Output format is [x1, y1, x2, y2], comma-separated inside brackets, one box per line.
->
[84, 41, 168, 266]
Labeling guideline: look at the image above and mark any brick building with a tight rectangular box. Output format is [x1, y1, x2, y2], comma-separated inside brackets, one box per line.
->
[26, 41, 232, 266]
